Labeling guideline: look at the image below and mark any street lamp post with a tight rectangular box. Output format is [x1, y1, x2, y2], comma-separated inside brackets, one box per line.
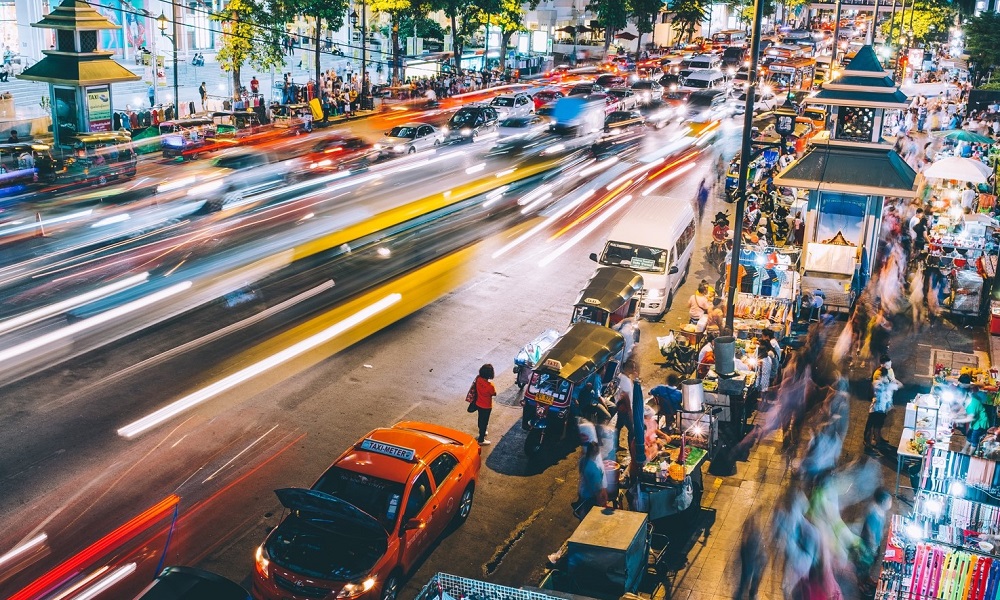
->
[157, 11, 180, 117]
[350, 4, 370, 110]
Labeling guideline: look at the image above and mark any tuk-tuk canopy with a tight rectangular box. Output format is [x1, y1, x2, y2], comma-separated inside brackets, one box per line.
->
[65, 131, 132, 146]
[159, 117, 214, 130]
[536, 322, 626, 385]
[573, 266, 644, 314]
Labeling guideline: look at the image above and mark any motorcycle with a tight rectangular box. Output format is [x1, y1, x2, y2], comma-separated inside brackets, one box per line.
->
[657, 331, 698, 376]
[708, 211, 732, 264]
[513, 329, 560, 389]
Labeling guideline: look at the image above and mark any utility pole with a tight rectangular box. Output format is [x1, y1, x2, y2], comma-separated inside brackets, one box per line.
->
[725, 0, 764, 331]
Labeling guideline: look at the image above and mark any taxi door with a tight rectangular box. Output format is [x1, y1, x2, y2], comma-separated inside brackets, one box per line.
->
[427, 452, 463, 529]
[398, 468, 437, 571]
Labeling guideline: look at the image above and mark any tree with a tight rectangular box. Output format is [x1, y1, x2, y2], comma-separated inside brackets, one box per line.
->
[490, 0, 529, 69]
[588, 0, 629, 50]
[670, 0, 710, 41]
[430, 0, 473, 74]
[879, 0, 953, 46]
[283, 0, 349, 106]
[369, 0, 413, 83]
[212, 0, 286, 95]
[629, 0, 662, 56]
[965, 12, 1000, 86]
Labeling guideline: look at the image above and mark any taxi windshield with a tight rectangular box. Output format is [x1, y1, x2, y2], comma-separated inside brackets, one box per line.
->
[265, 516, 386, 580]
[313, 467, 404, 531]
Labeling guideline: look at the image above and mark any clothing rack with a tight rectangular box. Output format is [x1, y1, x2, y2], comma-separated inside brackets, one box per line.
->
[732, 294, 792, 322]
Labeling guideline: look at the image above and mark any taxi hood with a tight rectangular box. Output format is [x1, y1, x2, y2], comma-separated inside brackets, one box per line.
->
[276, 488, 387, 537]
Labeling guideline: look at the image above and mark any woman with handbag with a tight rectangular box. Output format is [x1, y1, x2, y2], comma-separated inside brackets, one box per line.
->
[864, 355, 900, 451]
[466, 364, 497, 446]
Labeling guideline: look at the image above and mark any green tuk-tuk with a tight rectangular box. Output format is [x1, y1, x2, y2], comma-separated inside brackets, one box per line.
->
[0, 142, 57, 190]
[56, 132, 137, 186]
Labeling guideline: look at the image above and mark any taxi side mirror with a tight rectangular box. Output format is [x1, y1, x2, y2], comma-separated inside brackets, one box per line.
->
[402, 518, 426, 532]
[589, 252, 598, 262]
[669, 265, 679, 274]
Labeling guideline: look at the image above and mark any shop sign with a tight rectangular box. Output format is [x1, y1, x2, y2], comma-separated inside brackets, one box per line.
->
[86, 85, 112, 132]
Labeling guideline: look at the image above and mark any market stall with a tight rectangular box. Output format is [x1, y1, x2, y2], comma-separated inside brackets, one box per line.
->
[724, 245, 802, 338]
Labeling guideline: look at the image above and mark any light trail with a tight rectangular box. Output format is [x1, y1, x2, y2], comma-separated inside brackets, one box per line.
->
[0, 280, 192, 364]
[0, 209, 94, 237]
[117, 293, 402, 438]
[491, 188, 595, 259]
[0, 534, 47, 569]
[642, 161, 698, 196]
[0, 272, 149, 336]
[539, 194, 635, 268]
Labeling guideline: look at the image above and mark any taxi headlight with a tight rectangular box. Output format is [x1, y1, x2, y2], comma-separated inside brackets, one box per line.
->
[646, 288, 664, 299]
[393, 144, 405, 152]
[337, 577, 377, 598]
[254, 546, 270, 579]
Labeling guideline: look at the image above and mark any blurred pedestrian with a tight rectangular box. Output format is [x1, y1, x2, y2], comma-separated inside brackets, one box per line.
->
[734, 514, 769, 600]
[199, 81, 207, 109]
[852, 488, 892, 594]
[573, 425, 608, 519]
[614, 358, 638, 450]
[864, 355, 899, 451]
[696, 178, 710, 222]
[472, 364, 497, 445]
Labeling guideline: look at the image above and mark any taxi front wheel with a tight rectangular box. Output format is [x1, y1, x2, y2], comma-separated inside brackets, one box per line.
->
[380, 571, 400, 600]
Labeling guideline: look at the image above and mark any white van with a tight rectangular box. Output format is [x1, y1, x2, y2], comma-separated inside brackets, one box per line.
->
[680, 69, 728, 92]
[590, 196, 696, 319]
[681, 54, 722, 70]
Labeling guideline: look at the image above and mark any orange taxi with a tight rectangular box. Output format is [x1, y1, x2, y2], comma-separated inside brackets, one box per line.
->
[252, 422, 481, 600]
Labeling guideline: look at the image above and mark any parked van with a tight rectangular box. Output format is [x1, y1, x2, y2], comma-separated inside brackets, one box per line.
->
[590, 196, 696, 319]
[681, 69, 728, 91]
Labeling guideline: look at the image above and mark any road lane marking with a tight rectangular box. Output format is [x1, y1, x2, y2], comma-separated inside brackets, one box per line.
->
[202, 424, 280, 483]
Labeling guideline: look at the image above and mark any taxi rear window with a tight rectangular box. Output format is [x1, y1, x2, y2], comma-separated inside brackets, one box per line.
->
[314, 467, 404, 530]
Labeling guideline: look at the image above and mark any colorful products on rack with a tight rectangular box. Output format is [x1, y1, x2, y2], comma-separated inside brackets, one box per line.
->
[733, 294, 791, 322]
[908, 543, 1000, 600]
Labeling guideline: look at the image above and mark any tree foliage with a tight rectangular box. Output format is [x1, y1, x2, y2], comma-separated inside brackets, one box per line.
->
[212, 0, 286, 94]
[588, 0, 630, 50]
[878, 0, 953, 45]
[671, 0, 710, 41]
[282, 0, 349, 98]
[629, 0, 663, 54]
[430, 0, 474, 73]
[369, 0, 413, 83]
[966, 12, 1000, 86]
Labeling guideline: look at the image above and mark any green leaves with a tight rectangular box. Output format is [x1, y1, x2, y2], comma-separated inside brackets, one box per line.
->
[670, 0, 710, 41]
[211, 0, 287, 89]
[965, 12, 1000, 85]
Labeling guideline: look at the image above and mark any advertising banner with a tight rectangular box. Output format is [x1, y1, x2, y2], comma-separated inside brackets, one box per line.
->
[86, 85, 112, 132]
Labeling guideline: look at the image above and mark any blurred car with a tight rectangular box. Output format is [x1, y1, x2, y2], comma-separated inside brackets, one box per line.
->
[180, 149, 295, 211]
[497, 115, 548, 138]
[531, 89, 565, 110]
[568, 83, 599, 97]
[443, 106, 499, 143]
[604, 110, 645, 132]
[631, 80, 664, 104]
[490, 93, 534, 118]
[536, 102, 558, 120]
[592, 128, 645, 160]
[687, 89, 732, 122]
[595, 74, 627, 89]
[606, 88, 639, 111]
[374, 123, 443, 157]
[299, 135, 373, 174]
[730, 88, 779, 114]
[135, 566, 249, 600]
[252, 421, 481, 600]
[658, 72, 681, 93]
[722, 46, 750, 69]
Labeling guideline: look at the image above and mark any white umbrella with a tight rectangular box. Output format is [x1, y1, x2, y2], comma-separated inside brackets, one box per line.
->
[922, 156, 993, 183]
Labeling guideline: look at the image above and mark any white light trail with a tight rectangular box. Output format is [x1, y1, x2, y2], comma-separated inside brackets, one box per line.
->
[47, 566, 109, 600]
[70, 563, 136, 600]
[641, 161, 698, 197]
[0, 280, 192, 364]
[0, 273, 150, 336]
[579, 157, 617, 178]
[0, 533, 47, 568]
[117, 293, 402, 439]
[90, 214, 131, 228]
[516, 184, 553, 207]
[519, 192, 552, 215]
[465, 163, 486, 174]
[0, 209, 94, 237]
[491, 188, 595, 259]
[539, 194, 634, 268]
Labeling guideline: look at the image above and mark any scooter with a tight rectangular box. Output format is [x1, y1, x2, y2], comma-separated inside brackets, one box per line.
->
[708, 211, 732, 264]
[513, 329, 560, 390]
[658, 331, 698, 376]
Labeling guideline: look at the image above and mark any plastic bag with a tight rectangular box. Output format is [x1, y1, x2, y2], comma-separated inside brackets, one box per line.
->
[675, 476, 693, 511]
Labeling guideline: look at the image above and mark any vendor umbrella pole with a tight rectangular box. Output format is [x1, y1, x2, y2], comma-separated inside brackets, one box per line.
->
[725, 0, 764, 332]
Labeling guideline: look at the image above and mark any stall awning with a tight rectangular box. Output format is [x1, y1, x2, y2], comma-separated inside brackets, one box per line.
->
[774, 145, 917, 197]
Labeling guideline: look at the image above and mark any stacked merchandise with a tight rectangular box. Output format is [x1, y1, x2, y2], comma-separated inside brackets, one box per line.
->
[726, 246, 800, 337]
[877, 445, 1000, 600]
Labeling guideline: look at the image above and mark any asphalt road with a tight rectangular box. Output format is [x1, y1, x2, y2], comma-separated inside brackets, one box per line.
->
[0, 112, 742, 599]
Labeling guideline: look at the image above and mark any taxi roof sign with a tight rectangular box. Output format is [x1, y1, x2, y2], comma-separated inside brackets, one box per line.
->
[543, 358, 563, 371]
[360, 438, 417, 462]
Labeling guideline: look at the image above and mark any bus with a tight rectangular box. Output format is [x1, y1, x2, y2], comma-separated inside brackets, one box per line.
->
[766, 58, 816, 94]
[712, 29, 747, 48]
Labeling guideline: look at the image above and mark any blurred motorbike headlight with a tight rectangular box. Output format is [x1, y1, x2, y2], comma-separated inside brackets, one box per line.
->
[646, 288, 664, 299]
[337, 577, 377, 598]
